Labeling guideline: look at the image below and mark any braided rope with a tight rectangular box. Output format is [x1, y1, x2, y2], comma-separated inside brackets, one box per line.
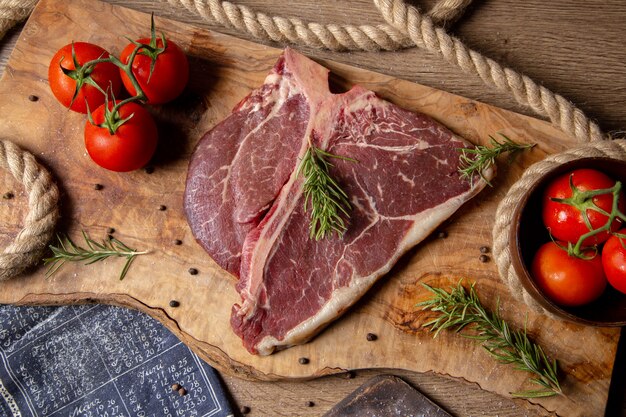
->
[169, 0, 409, 51]
[167, 0, 473, 51]
[372, 0, 604, 144]
[169, 0, 604, 144]
[428, 0, 473, 26]
[492, 139, 626, 311]
[0, 140, 60, 281]
[0, 0, 37, 40]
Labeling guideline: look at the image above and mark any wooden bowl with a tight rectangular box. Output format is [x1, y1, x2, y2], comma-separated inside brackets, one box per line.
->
[510, 157, 626, 326]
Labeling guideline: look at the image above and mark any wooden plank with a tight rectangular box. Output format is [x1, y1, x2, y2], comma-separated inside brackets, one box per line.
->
[0, 0, 619, 416]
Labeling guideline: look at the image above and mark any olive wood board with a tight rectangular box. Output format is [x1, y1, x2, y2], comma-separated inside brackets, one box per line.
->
[0, 0, 619, 416]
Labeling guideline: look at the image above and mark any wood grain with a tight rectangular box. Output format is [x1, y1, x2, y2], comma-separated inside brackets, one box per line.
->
[0, 2, 617, 415]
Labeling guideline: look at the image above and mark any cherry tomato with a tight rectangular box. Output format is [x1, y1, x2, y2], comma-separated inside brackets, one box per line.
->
[531, 241, 606, 307]
[119, 38, 188, 104]
[84, 102, 158, 172]
[48, 42, 122, 113]
[602, 229, 626, 294]
[542, 169, 624, 246]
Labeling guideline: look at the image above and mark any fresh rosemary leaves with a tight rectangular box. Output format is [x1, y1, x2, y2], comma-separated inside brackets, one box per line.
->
[44, 231, 147, 280]
[459, 134, 534, 186]
[417, 282, 562, 398]
[297, 144, 356, 240]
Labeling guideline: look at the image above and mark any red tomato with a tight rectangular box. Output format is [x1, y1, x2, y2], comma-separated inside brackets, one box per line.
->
[119, 38, 188, 104]
[531, 241, 606, 307]
[602, 229, 626, 294]
[542, 169, 624, 246]
[48, 42, 122, 113]
[84, 102, 158, 172]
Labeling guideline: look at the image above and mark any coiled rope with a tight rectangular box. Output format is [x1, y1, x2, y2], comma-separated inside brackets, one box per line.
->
[0, 0, 617, 313]
[0, 140, 59, 281]
[167, 0, 473, 51]
[0, 0, 37, 40]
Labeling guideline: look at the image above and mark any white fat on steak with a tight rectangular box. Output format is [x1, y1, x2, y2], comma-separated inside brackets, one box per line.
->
[185, 48, 494, 355]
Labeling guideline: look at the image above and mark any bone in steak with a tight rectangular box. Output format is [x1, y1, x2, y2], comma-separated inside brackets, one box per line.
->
[184, 48, 494, 355]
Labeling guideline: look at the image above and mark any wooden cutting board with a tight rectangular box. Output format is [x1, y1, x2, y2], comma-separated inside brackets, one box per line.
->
[0, 0, 619, 415]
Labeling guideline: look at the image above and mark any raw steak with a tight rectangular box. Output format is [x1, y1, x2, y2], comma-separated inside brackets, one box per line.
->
[184, 48, 494, 355]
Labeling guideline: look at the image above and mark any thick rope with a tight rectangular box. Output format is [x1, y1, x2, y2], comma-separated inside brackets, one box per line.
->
[0, 140, 59, 281]
[0, 0, 36, 40]
[492, 139, 626, 311]
[373, 0, 603, 143]
[170, 0, 410, 51]
[169, 0, 603, 144]
[168, 0, 473, 51]
[428, 0, 473, 26]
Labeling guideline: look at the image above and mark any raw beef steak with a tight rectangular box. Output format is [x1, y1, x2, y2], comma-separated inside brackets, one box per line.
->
[184, 48, 494, 355]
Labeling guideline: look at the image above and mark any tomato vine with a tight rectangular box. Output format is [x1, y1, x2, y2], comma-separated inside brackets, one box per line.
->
[48, 14, 189, 172]
[553, 177, 626, 258]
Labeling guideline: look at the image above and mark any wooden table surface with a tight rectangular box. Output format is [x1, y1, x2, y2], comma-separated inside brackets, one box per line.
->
[1, 1, 626, 416]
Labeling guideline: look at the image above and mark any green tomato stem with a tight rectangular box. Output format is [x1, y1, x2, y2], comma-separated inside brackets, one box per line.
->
[67, 15, 167, 136]
[563, 181, 626, 258]
[84, 44, 148, 135]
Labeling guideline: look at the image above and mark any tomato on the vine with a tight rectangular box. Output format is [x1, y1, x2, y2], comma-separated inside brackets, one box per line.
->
[48, 42, 122, 114]
[602, 229, 626, 294]
[531, 241, 606, 307]
[84, 102, 158, 172]
[542, 168, 625, 246]
[119, 37, 188, 104]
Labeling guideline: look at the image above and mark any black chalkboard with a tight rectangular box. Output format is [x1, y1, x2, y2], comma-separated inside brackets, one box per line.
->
[0, 304, 234, 417]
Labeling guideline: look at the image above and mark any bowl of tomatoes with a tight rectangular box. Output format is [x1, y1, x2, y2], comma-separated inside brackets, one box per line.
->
[510, 157, 626, 326]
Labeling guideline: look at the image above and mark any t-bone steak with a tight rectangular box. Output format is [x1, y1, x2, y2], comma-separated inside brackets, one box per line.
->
[184, 48, 494, 355]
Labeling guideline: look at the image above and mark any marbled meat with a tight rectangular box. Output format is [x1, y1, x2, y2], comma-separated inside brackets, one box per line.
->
[184, 48, 494, 355]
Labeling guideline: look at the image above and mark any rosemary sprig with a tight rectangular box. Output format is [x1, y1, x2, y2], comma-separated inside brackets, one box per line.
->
[417, 282, 562, 398]
[459, 134, 534, 186]
[44, 231, 148, 280]
[297, 144, 356, 240]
